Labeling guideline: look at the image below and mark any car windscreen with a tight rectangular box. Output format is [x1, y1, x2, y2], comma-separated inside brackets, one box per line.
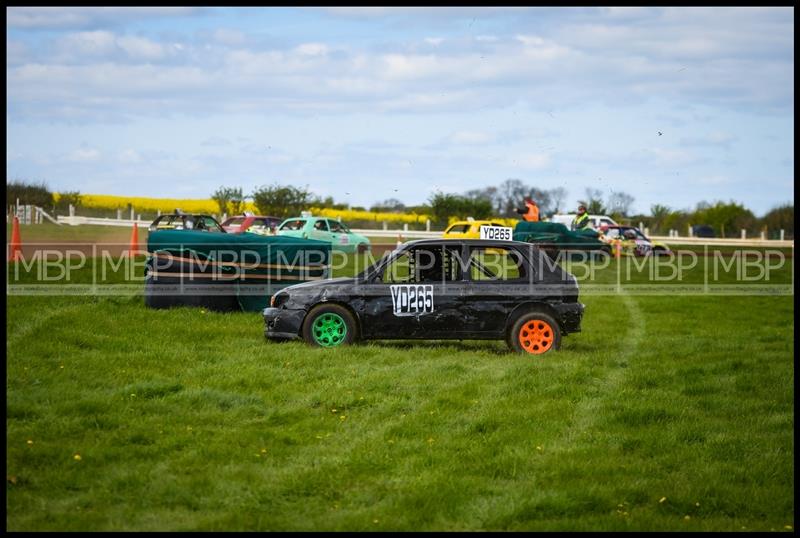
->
[224, 217, 247, 226]
[329, 220, 349, 233]
[446, 224, 471, 234]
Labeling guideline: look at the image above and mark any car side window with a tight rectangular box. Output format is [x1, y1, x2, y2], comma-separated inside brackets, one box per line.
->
[382, 246, 462, 284]
[605, 228, 620, 239]
[467, 246, 526, 282]
[280, 219, 305, 231]
[203, 217, 221, 231]
[328, 220, 345, 233]
[414, 246, 462, 283]
[382, 251, 413, 283]
[314, 220, 329, 231]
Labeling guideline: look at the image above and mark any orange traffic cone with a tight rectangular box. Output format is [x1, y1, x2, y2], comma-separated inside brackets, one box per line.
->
[614, 240, 621, 259]
[128, 222, 140, 257]
[8, 215, 22, 262]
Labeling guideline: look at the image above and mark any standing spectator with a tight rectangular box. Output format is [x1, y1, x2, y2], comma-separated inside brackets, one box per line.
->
[572, 204, 590, 230]
[515, 196, 540, 222]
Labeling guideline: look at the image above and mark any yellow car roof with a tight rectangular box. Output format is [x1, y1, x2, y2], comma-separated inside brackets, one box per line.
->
[448, 220, 501, 226]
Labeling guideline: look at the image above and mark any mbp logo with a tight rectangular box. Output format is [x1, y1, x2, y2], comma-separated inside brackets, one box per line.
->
[390, 284, 434, 316]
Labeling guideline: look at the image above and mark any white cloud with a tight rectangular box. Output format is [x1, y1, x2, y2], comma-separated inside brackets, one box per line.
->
[680, 131, 737, 149]
[295, 43, 329, 56]
[448, 130, 492, 145]
[515, 153, 551, 169]
[69, 147, 101, 162]
[59, 31, 117, 56]
[118, 149, 141, 163]
[116, 35, 165, 60]
[6, 8, 793, 123]
[697, 174, 730, 185]
[213, 28, 247, 46]
[7, 7, 203, 29]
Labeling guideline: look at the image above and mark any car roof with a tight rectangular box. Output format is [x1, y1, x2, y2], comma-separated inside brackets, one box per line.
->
[159, 213, 216, 218]
[402, 238, 535, 249]
[448, 220, 501, 225]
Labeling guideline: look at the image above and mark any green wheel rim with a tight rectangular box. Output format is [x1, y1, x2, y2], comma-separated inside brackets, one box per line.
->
[312, 313, 347, 347]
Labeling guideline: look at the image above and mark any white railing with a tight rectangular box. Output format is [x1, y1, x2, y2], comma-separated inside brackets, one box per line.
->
[57, 215, 148, 227]
[52, 215, 793, 247]
[648, 235, 794, 248]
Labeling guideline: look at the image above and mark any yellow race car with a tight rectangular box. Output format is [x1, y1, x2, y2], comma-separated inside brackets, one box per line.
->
[442, 220, 509, 239]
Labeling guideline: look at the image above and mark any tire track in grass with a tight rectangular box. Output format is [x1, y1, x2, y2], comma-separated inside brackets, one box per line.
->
[555, 291, 645, 446]
[6, 301, 89, 349]
[473, 291, 646, 528]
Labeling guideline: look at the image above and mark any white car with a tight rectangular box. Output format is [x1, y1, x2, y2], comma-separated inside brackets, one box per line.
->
[548, 214, 618, 231]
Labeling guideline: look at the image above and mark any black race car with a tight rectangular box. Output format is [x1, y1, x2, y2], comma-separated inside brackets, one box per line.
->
[263, 238, 584, 355]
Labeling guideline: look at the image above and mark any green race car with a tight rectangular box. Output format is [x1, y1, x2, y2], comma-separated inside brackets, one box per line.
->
[512, 221, 611, 259]
[276, 216, 371, 253]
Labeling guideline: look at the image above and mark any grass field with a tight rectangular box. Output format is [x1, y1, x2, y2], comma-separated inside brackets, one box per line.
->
[5, 239, 795, 531]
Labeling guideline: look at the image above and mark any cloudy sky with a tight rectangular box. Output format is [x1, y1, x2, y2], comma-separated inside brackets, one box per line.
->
[6, 6, 794, 216]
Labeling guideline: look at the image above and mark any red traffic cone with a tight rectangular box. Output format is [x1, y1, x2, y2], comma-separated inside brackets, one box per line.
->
[128, 222, 140, 257]
[9, 215, 22, 262]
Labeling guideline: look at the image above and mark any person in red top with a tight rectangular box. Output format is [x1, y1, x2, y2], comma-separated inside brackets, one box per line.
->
[515, 196, 540, 222]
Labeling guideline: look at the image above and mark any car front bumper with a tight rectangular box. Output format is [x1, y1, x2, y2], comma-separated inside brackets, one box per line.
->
[262, 307, 306, 340]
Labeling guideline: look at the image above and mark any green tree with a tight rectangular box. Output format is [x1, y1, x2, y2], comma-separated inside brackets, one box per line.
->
[251, 183, 313, 219]
[7, 179, 54, 209]
[580, 188, 606, 214]
[211, 186, 245, 216]
[370, 198, 406, 212]
[428, 192, 492, 226]
[649, 204, 672, 234]
[692, 200, 756, 238]
[54, 191, 82, 214]
[228, 188, 245, 215]
[760, 204, 793, 238]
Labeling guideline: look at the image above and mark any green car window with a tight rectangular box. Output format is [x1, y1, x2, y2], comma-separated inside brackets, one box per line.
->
[280, 219, 306, 231]
[328, 220, 346, 233]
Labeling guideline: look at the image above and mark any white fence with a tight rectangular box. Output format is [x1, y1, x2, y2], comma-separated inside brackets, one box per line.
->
[57, 215, 148, 227]
[43, 213, 795, 248]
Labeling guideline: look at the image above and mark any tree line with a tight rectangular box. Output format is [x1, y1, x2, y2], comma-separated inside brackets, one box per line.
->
[6, 178, 794, 238]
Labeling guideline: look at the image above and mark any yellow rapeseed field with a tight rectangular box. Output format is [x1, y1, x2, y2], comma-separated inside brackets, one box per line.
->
[311, 207, 428, 224]
[58, 193, 432, 224]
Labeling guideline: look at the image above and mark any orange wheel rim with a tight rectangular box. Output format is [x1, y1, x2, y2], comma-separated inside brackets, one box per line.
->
[518, 320, 554, 354]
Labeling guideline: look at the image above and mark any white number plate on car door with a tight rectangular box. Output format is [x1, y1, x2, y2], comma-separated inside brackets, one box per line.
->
[390, 284, 434, 316]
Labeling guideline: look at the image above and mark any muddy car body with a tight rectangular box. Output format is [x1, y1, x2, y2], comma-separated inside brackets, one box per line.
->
[263, 238, 584, 354]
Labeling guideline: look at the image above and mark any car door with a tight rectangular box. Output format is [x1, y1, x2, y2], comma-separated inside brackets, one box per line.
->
[410, 243, 469, 338]
[357, 243, 468, 339]
[461, 244, 533, 336]
[328, 219, 351, 248]
[309, 219, 331, 242]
